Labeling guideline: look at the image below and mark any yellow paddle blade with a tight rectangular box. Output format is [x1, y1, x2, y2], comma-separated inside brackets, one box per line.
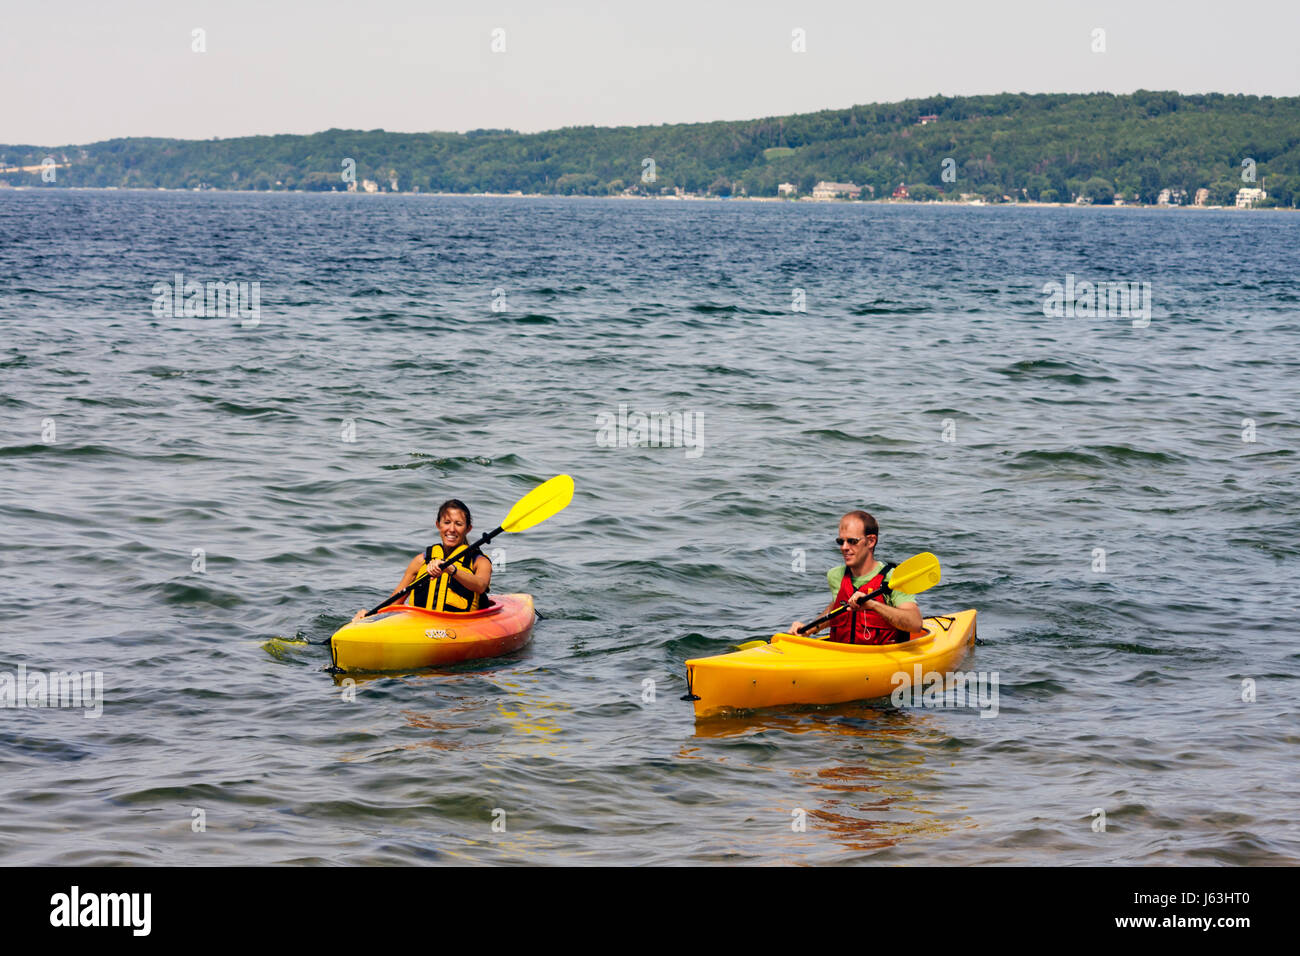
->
[888, 551, 942, 594]
[501, 474, 574, 533]
[261, 636, 308, 661]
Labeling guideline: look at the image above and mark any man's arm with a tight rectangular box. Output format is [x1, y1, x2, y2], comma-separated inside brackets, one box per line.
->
[864, 599, 923, 634]
[791, 599, 839, 635]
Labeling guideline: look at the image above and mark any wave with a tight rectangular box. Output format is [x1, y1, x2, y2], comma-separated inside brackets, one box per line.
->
[1004, 445, 1186, 469]
[849, 301, 929, 315]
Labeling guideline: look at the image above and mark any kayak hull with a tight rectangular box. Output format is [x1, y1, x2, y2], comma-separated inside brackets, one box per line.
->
[684, 609, 977, 718]
[330, 593, 535, 672]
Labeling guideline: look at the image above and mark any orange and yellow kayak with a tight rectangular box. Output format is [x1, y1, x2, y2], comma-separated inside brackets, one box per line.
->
[329, 594, 535, 672]
[684, 609, 977, 717]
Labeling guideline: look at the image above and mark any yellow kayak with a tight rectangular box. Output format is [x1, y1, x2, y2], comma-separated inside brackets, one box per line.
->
[330, 594, 535, 672]
[684, 609, 977, 718]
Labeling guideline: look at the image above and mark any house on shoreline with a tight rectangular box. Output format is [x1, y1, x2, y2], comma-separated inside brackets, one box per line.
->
[812, 181, 860, 200]
[1236, 187, 1267, 208]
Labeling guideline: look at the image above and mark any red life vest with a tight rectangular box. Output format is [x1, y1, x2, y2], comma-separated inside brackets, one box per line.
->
[828, 564, 911, 645]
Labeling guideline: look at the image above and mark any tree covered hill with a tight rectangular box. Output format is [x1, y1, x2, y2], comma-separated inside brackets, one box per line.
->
[4, 91, 1299, 206]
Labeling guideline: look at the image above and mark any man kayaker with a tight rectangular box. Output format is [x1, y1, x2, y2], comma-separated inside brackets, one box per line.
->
[350, 499, 492, 622]
[791, 511, 922, 643]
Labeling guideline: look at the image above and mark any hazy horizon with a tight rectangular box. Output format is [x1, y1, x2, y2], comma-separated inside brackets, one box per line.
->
[3, 0, 1298, 146]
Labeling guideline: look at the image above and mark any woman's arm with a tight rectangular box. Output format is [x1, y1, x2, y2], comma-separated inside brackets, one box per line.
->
[441, 554, 492, 595]
[351, 554, 425, 622]
[379, 554, 425, 604]
[444, 556, 488, 595]
[398, 553, 425, 591]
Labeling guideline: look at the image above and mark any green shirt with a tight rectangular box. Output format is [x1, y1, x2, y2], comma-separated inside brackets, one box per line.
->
[827, 561, 916, 607]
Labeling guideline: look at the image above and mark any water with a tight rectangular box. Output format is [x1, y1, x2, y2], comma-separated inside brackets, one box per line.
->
[1, 190, 1297, 864]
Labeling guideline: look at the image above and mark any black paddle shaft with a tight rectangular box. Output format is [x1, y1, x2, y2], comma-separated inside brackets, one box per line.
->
[797, 583, 888, 635]
[362, 526, 503, 617]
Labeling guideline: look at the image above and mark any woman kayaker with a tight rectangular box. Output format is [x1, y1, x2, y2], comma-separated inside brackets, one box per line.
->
[350, 499, 492, 622]
[791, 510, 923, 643]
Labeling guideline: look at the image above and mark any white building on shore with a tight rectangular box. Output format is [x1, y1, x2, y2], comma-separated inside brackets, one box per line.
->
[1236, 187, 1267, 208]
[812, 181, 860, 200]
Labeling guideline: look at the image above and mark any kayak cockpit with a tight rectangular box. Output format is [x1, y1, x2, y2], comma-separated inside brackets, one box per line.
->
[772, 630, 937, 653]
[371, 598, 510, 620]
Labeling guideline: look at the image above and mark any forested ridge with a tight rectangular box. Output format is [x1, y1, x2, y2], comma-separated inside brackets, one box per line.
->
[4, 91, 1298, 206]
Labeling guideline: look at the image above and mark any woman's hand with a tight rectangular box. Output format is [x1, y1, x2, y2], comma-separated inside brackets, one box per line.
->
[426, 560, 447, 578]
[350, 608, 367, 623]
[791, 621, 806, 634]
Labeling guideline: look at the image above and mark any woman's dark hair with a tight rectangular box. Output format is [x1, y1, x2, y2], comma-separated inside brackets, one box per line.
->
[437, 499, 472, 528]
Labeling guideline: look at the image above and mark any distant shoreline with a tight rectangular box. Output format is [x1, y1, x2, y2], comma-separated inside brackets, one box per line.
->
[7, 93, 1297, 212]
[0, 184, 1285, 211]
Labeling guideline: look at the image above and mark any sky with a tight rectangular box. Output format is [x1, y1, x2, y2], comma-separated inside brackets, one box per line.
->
[2, 0, 1298, 145]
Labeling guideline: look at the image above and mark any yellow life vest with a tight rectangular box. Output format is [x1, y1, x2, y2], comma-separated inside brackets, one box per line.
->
[408, 543, 488, 612]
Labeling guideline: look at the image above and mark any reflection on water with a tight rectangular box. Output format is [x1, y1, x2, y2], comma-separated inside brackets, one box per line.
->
[395, 711, 472, 752]
[691, 701, 903, 740]
[685, 704, 974, 856]
[335, 670, 573, 763]
[491, 677, 568, 741]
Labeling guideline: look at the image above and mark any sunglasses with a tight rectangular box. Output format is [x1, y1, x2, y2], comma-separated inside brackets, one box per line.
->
[835, 536, 875, 546]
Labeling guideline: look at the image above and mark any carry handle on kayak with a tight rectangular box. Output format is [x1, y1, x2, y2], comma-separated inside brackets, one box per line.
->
[359, 474, 575, 619]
